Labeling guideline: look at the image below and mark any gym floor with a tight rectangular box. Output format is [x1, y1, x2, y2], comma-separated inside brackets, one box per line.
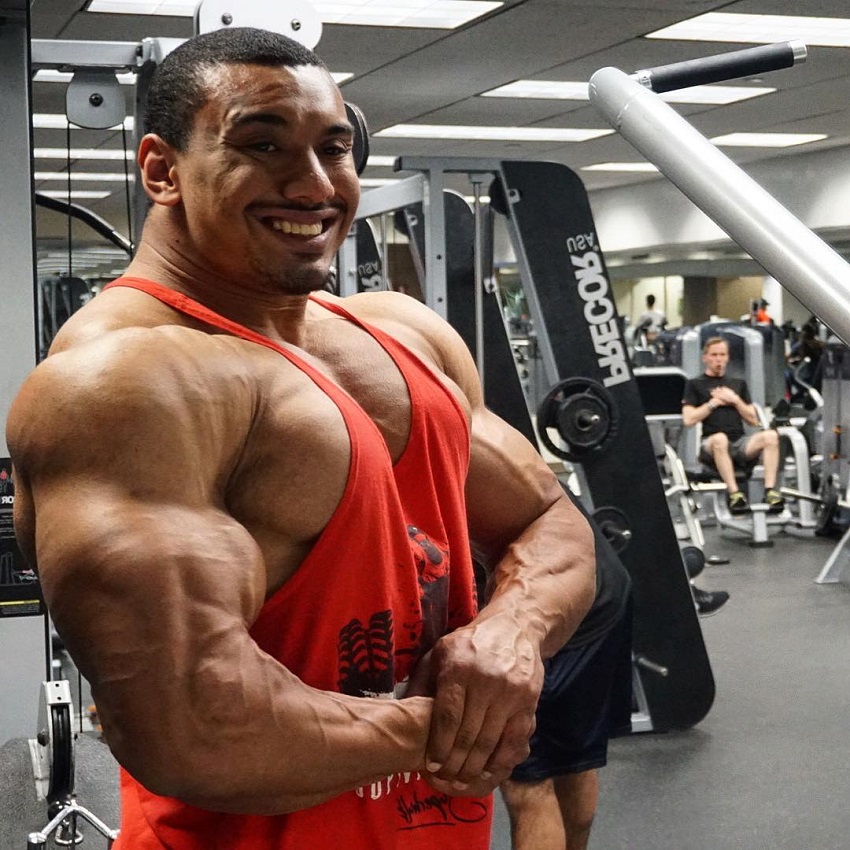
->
[490, 524, 850, 850]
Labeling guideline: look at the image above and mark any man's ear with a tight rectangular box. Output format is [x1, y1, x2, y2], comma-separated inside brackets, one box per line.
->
[137, 134, 181, 207]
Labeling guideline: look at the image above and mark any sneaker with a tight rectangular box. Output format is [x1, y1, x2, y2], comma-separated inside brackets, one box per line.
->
[692, 586, 730, 617]
[765, 489, 786, 514]
[727, 490, 750, 515]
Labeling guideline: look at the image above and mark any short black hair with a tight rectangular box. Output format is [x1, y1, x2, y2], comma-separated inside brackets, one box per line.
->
[143, 27, 327, 150]
[646, 294, 656, 307]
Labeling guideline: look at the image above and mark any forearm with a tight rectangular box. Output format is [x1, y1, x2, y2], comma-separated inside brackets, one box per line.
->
[682, 402, 715, 428]
[738, 401, 760, 426]
[96, 640, 432, 814]
[477, 493, 596, 659]
[40, 505, 432, 816]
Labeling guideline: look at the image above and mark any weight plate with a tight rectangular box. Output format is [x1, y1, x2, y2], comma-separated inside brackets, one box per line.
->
[345, 102, 370, 176]
[536, 377, 619, 461]
[47, 703, 74, 806]
[591, 505, 632, 554]
[557, 392, 610, 450]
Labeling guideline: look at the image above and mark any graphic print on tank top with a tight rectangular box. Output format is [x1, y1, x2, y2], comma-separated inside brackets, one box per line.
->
[337, 525, 450, 698]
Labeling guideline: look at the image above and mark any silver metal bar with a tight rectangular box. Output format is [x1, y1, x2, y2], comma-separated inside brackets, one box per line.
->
[396, 156, 502, 174]
[31, 39, 141, 70]
[423, 168, 447, 317]
[355, 174, 425, 220]
[471, 178, 485, 384]
[337, 230, 358, 297]
[588, 66, 850, 345]
[0, 0, 47, 748]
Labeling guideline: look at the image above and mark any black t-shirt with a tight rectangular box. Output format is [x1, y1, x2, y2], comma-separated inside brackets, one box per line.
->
[682, 374, 751, 442]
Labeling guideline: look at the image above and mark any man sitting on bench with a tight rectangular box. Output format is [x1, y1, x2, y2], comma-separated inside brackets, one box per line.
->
[682, 336, 785, 515]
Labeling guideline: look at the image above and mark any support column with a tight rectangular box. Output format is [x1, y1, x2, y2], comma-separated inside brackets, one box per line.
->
[0, 2, 47, 744]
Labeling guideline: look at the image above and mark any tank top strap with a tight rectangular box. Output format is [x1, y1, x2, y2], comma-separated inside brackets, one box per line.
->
[103, 278, 358, 407]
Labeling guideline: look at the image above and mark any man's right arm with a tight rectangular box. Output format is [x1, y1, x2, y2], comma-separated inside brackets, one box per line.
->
[682, 380, 717, 428]
[6, 335, 432, 815]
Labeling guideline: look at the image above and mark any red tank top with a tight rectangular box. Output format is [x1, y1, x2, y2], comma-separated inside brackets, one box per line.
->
[103, 278, 491, 850]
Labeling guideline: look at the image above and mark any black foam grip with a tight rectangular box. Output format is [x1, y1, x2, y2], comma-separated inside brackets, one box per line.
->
[639, 42, 802, 94]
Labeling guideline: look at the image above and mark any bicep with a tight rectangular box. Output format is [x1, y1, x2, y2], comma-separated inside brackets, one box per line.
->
[7, 344, 264, 692]
[465, 407, 574, 565]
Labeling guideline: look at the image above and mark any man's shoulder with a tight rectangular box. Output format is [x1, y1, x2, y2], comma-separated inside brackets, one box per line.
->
[685, 374, 711, 389]
[13, 327, 255, 442]
[319, 290, 454, 362]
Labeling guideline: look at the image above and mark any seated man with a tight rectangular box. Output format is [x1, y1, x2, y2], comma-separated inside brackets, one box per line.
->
[682, 337, 785, 515]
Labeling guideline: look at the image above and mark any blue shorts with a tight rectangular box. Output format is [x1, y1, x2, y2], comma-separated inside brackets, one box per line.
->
[509, 603, 633, 782]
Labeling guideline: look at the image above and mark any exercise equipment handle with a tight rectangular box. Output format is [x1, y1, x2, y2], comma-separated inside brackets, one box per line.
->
[633, 41, 807, 93]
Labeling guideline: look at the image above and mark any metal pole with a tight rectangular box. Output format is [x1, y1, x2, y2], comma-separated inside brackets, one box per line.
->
[589, 65, 850, 345]
[470, 177, 485, 384]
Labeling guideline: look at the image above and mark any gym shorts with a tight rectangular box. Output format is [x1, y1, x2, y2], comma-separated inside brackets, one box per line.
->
[509, 603, 632, 782]
[700, 434, 750, 468]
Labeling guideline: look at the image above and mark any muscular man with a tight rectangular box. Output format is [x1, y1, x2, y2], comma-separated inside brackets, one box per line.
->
[6, 28, 596, 849]
[682, 337, 785, 515]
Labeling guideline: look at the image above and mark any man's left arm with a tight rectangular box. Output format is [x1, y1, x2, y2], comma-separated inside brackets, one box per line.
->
[738, 381, 761, 425]
[411, 305, 596, 792]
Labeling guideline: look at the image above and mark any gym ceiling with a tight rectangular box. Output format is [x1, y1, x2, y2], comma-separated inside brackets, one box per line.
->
[27, 0, 850, 277]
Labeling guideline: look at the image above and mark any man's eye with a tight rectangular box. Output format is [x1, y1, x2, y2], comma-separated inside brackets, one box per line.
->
[249, 142, 277, 152]
[325, 143, 352, 157]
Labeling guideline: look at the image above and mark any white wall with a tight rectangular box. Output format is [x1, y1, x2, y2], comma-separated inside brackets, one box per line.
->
[589, 144, 850, 257]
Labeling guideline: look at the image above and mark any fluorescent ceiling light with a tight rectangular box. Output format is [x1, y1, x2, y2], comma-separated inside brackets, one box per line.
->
[87, 0, 502, 28]
[376, 124, 613, 142]
[582, 162, 659, 172]
[647, 13, 850, 48]
[33, 114, 134, 130]
[710, 132, 827, 147]
[331, 72, 353, 84]
[482, 81, 591, 99]
[38, 189, 112, 199]
[359, 177, 399, 187]
[366, 155, 398, 167]
[34, 70, 136, 85]
[483, 79, 774, 105]
[317, 0, 502, 28]
[35, 148, 134, 160]
[34, 172, 134, 182]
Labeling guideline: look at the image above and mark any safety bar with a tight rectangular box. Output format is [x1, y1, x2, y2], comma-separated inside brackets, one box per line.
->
[632, 41, 806, 93]
[588, 47, 850, 346]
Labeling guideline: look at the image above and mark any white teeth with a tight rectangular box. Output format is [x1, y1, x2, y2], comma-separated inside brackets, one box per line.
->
[270, 219, 322, 236]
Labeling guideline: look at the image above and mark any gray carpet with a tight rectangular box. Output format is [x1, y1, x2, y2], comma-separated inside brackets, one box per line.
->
[0, 733, 119, 850]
